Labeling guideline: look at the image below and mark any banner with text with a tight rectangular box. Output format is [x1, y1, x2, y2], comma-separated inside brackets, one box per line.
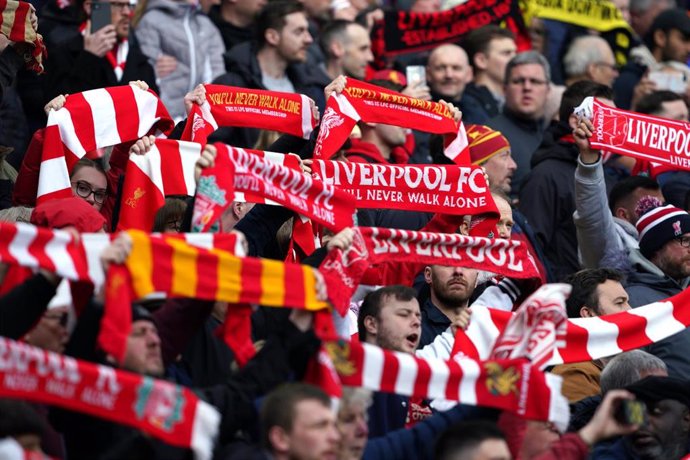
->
[581, 97, 690, 172]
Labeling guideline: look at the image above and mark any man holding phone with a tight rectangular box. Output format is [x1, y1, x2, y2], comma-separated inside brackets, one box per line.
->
[44, 0, 157, 101]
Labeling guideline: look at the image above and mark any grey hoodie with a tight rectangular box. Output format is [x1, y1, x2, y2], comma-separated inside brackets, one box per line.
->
[135, 0, 225, 120]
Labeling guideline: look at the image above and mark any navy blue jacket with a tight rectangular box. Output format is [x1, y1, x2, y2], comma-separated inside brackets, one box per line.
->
[420, 298, 450, 348]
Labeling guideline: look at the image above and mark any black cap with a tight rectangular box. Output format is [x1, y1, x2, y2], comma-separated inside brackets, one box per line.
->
[625, 376, 690, 408]
[646, 9, 690, 47]
[131, 304, 156, 324]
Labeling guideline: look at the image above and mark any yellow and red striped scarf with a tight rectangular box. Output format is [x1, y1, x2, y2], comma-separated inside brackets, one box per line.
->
[100, 230, 328, 361]
[0, 0, 46, 73]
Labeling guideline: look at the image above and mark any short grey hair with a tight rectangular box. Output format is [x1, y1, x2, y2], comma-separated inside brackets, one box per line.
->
[504, 51, 551, 86]
[600, 350, 667, 394]
[563, 36, 610, 78]
[340, 387, 373, 412]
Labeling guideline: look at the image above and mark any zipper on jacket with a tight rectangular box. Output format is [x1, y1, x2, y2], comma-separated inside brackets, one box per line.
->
[183, 8, 196, 93]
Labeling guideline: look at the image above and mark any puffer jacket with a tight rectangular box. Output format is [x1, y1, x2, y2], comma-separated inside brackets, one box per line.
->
[135, 0, 225, 120]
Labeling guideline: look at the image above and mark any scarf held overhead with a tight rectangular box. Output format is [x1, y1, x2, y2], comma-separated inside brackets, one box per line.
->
[320, 227, 539, 314]
[38, 86, 174, 204]
[313, 78, 470, 164]
[181, 85, 318, 145]
[100, 230, 328, 361]
[0, 0, 47, 73]
[576, 97, 690, 172]
[452, 284, 690, 366]
[312, 159, 497, 216]
[0, 337, 219, 460]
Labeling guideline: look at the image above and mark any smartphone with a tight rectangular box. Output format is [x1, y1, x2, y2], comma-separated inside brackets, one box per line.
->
[615, 399, 646, 426]
[406, 65, 426, 86]
[649, 70, 686, 94]
[90, 1, 112, 34]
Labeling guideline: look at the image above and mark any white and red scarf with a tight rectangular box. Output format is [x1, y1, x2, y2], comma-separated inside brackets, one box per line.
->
[105, 39, 129, 81]
[0, 0, 47, 73]
[181, 85, 318, 145]
[313, 78, 469, 163]
[577, 96, 690, 172]
[319, 227, 540, 314]
[0, 337, 219, 460]
[192, 144, 356, 232]
[453, 285, 690, 365]
[311, 159, 497, 217]
[38, 85, 174, 204]
[315, 340, 569, 431]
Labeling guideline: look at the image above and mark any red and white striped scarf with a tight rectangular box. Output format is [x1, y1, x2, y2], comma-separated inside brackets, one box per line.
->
[181, 85, 318, 145]
[38, 85, 174, 204]
[453, 286, 690, 365]
[318, 340, 569, 431]
[0, 221, 244, 293]
[0, 0, 47, 73]
[0, 337, 219, 460]
[313, 78, 469, 164]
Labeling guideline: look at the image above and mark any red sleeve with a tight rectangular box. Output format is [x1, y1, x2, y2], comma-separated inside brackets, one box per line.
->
[100, 142, 133, 230]
[532, 433, 589, 460]
[12, 128, 45, 207]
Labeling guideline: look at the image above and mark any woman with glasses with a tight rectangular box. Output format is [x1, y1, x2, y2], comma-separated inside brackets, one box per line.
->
[70, 158, 109, 212]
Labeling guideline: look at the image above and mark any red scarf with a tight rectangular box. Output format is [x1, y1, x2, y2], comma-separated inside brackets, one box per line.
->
[181, 85, 318, 145]
[319, 227, 539, 314]
[101, 230, 328, 362]
[0, 337, 219, 460]
[582, 97, 690, 172]
[39, 86, 173, 204]
[312, 159, 497, 221]
[0, 0, 47, 73]
[313, 78, 470, 164]
[192, 144, 356, 232]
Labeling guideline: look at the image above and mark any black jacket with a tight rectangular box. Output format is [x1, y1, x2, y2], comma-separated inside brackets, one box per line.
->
[518, 121, 582, 282]
[212, 41, 329, 149]
[44, 32, 158, 104]
[462, 83, 501, 122]
[208, 6, 254, 54]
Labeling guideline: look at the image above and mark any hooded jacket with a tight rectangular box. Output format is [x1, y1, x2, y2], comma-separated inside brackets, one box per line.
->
[135, 0, 225, 120]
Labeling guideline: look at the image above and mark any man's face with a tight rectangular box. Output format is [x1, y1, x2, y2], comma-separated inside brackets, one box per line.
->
[425, 265, 478, 309]
[122, 320, 164, 377]
[590, 43, 619, 87]
[481, 38, 517, 86]
[630, 0, 672, 37]
[653, 233, 690, 281]
[276, 12, 313, 63]
[283, 399, 340, 460]
[628, 399, 690, 460]
[368, 297, 421, 354]
[592, 279, 631, 316]
[483, 149, 517, 194]
[336, 399, 369, 460]
[660, 29, 690, 64]
[426, 45, 472, 100]
[26, 307, 69, 354]
[504, 63, 550, 119]
[493, 194, 514, 239]
[341, 24, 373, 80]
[109, 0, 134, 40]
[659, 99, 690, 122]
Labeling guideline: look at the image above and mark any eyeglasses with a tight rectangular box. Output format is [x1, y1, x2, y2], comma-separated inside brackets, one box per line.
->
[109, 1, 134, 10]
[72, 181, 107, 204]
[676, 236, 690, 248]
[44, 311, 68, 328]
[508, 77, 548, 87]
[595, 62, 619, 71]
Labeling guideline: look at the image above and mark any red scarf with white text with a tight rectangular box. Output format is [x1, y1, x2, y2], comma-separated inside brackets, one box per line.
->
[0, 337, 219, 460]
[313, 78, 470, 164]
[319, 227, 539, 314]
[580, 97, 690, 172]
[181, 85, 318, 145]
